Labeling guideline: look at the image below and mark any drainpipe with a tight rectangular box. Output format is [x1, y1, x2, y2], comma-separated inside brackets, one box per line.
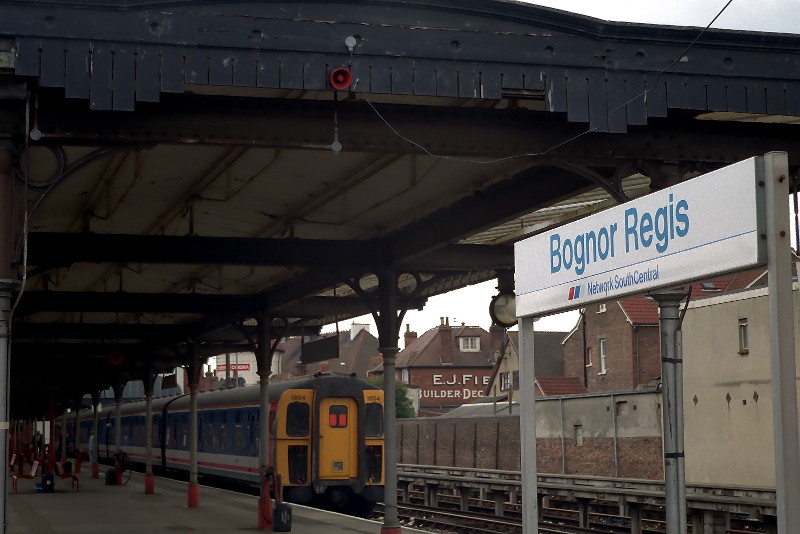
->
[611, 393, 619, 477]
[581, 310, 588, 388]
[559, 398, 565, 474]
[634, 325, 641, 388]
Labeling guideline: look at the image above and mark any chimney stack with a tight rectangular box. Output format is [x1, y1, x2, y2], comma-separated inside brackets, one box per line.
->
[439, 317, 453, 364]
[404, 324, 418, 348]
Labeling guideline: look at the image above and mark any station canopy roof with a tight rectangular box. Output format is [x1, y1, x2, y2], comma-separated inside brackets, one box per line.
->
[0, 0, 799, 413]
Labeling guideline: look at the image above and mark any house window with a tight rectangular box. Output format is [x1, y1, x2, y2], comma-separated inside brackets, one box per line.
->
[500, 372, 510, 391]
[597, 303, 607, 313]
[599, 337, 607, 374]
[739, 319, 749, 355]
[512, 371, 520, 389]
[459, 336, 480, 352]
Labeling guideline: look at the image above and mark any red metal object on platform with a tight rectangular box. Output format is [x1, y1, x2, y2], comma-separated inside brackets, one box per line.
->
[257, 480, 272, 530]
[145, 474, 155, 494]
[188, 483, 200, 507]
[91, 462, 99, 478]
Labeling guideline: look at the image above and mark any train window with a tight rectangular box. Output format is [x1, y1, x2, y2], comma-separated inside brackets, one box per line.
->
[208, 414, 218, 451]
[249, 411, 259, 456]
[328, 405, 348, 428]
[219, 411, 227, 450]
[286, 402, 309, 437]
[134, 416, 145, 446]
[122, 418, 133, 446]
[198, 414, 206, 451]
[365, 403, 383, 437]
[288, 445, 308, 484]
[152, 415, 160, 446]
[233, 410, 244, 451]
[179, 413, 189, 450]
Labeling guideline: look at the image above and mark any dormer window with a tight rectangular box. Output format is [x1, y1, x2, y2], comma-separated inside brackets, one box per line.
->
[459, 336, 480, 352]
[701, 281, 721, 292]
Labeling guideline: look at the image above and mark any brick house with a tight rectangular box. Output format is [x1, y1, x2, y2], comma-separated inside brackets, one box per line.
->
[274, 323, 380, 380]
[563, 297, 661, 392]
[484, 330, 578, 398]
[377, 319, 505, 414]
[563, 270, 768, 392]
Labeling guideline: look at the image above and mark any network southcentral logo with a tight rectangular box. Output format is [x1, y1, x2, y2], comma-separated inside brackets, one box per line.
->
[567, 285, 582, 300]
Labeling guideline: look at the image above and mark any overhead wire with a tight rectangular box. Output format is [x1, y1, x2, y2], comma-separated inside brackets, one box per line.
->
[9, 91, 33, 328]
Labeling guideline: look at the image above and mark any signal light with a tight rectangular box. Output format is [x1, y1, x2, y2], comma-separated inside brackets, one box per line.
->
[108, 350, 125, 366]
[329, 67, 352, 90]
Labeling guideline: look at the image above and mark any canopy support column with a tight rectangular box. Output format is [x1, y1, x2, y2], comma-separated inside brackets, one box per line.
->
[144, 362, 156, 494]
[375, 270, 402, 534]
[256, 314, 277, 530]
[72, 400, 81, 472]
[91, 391, 100, 478]
[187, 341, 201, 507]
[0, 141, 17, 534]
[113, 381, 123, 485]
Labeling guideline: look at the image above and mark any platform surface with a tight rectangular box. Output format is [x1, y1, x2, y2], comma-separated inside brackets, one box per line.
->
[6, 470, 428, 534]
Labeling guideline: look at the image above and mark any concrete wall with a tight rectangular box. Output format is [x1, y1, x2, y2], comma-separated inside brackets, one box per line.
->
[398, 390, 663, 479]
[682, 286, 800, 488]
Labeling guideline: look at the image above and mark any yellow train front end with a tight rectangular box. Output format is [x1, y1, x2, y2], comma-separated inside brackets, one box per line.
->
[273, 375, 384, 515]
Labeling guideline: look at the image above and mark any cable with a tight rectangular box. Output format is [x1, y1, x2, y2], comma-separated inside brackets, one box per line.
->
[678, 286, 693, 328]
[9, 91, 33, 328]
[356, 0, 736, 166]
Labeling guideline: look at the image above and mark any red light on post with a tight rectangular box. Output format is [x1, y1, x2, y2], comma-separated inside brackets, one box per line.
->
[329, 67, 352, 90]
[108, 350, 125, 366]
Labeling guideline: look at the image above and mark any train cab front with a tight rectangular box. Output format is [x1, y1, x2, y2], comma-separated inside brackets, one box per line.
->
[273, 375, 385, 515]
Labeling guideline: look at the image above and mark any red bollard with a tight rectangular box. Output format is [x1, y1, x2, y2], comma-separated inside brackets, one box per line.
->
[257, 479, 272, 530]
[188, 483, 200, 507]
[144, 474, 155, 494]
[91, 462, 99, 479]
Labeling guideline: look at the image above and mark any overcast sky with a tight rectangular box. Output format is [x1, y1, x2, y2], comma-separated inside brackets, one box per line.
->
[524, 0, 799, 34]
[325, 0, 800, 346]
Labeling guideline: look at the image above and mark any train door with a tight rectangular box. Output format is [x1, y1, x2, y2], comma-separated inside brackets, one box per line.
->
[318, 398, 358, 480]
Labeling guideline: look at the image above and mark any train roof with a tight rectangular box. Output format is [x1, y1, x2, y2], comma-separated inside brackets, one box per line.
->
[94, 374, 379, 416]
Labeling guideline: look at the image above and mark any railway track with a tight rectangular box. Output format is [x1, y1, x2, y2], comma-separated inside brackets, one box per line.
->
[375, 495, 768, 534]
[375, 501, 646, 534]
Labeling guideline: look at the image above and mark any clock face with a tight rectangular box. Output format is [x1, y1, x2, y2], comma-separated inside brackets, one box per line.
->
[490, 293, 517, 327]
